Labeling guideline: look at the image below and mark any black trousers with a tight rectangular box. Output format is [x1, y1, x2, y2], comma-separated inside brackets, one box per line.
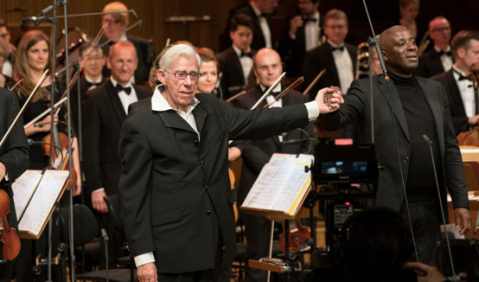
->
[399, 197, 441, 266]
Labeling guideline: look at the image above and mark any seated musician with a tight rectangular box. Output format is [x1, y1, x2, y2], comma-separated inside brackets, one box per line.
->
[431, 30, 479, 135]
[230, 48, 315, 282]
[0, 18, 15, 79]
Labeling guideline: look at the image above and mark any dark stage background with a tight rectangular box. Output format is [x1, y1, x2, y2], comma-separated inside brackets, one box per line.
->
[1, 0, 478, 54]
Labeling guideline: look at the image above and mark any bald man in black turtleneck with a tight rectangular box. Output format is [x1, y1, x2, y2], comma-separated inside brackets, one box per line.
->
[319, 25, 470, 265]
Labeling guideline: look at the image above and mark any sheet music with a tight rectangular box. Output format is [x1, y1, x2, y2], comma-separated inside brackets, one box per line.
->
[16, 170, 69, 237]
[242, 154, 314, 215]
[12, 170, 43, 220]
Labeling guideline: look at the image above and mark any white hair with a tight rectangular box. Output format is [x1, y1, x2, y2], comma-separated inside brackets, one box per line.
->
[159, 44, 201, 74]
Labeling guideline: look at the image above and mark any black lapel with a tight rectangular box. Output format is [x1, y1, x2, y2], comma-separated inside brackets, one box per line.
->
[325, 43, 340, 87]
[134, 86, 151, 101]
[256, 85, 282, 147]
[193, 101, 209, 134]
[377, 76, 411, 142]
[230, 48, 245, 85]
[445, 69, 467, 116]
[347, 44, 357, 76]
[430, 49, 446, 73]
[418, 78, 445, 154]
[157, 110, 197, 135]
[106, 81, 127, 125]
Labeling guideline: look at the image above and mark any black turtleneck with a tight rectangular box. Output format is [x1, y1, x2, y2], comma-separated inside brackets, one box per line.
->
[389, 72, 442, 202]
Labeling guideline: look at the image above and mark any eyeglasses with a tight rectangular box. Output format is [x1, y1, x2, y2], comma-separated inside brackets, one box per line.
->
[113, 60, 136, 68]
[167, 71, 201, 80]
[324, 25, 346, 30]
[102, 19, 121, 26]
[431, 26, 451, 33]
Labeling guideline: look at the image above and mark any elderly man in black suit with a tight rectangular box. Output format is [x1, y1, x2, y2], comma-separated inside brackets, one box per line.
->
[230, 48, 315, 282]
[99, 1, 156, 85]
[0, 88, 29, 282]
[431, 31, 479, 135]
[118, 44, 342, 282]
[278, 0, 324, 77]
[302, 9, 356, 100]
[319, 25, 471, 265]
[219, 0, 277, 52]
[416, 16, 453, 78]
[217, 13, 256, 101]
[82, 40, 152, 269]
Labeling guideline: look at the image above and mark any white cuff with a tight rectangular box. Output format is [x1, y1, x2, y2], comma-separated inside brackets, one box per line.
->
[4, 172, 8, 182]
[289, 34, 296, 40]
[92, 188, 105, 193]
[135, 252, 155, 267]
[305, 101, 320, 121]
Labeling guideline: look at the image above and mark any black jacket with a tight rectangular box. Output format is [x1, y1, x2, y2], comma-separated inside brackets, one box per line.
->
[217, 47, 256, 100]
[416, 48, 454, 78]
[82, 80, 152, 195]
[119, 93, 310, 273]
[319, 75, 469, 214]
[431, 69, 479, 135]
[302, 42, 357, 99]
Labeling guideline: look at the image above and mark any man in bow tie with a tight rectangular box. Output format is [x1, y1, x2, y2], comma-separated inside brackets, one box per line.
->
[416, 16, 454, 78]
[431, 30, 479, 135]
[302, 9, 357, 100]
[217, 13, 256, 101]
[278, 0, 324, 77]
[230, 48, 315, 282]
[82, 40, 152, 269]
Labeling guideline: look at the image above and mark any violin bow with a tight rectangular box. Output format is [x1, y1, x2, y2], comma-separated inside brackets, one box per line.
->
[9, 79, 23, 92]
[251, 72, 286, 110]
[264, 77, 304, 108]
[302, 69, 326, 96]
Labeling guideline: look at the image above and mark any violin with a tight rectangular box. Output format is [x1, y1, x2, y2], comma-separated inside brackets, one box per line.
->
[279, 218, 311, 253]
[0, 189, 21, 260]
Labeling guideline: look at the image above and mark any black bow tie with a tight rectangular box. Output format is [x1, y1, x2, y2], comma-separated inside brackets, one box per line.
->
[86, 81, 102, 89]
[115, 84, 132, 95]
[453, 69, 471, 81]
[438, 50, 453, 57]
[303, 18, 317, 23]
[240, 51, 253, 58]
[330, 46, 344, 52]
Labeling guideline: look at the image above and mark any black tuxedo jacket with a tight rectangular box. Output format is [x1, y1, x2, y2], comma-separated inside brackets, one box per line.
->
[217, 47, 256, 100]
[302, 42, 357, 99]
[82, 81, 152, 195]
[100, 35, 156, 85]
[319, 75, 469, 215]
[416, 48, 454, 78]
[431, 69, 479, 135]
[231, 86, 315, 203]
[219, 4, 273, 52]
[119, 94, 310, 273]
[278, 14, 325, 78]
[0, 89, 29, 229]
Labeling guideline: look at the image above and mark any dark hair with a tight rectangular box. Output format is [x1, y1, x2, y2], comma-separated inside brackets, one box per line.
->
[310, 0, 321, 4]
[79, 41, 104, 57]
[197, 47, 218, 67]
[0, 18, 6, 28]
[451, 30, 479, 57]
[324, 9, 348, 26]
[399, 0, 420, 8]
[341, 207, 413, 271]
[230, 13, 254, 33]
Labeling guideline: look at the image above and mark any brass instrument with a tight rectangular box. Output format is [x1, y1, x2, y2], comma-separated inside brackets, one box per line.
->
[355, 42, 370, 79]
[418, 31, 430, 56]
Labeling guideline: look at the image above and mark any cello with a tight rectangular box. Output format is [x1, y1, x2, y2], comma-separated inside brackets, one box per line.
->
[0, 189, 21, 260]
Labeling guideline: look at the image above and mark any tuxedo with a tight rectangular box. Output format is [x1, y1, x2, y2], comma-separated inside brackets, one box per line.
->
[416, 48, 454, 78]
[302, 42, 357, 99]
[219, 4, 274, 52]
[0, 89, 29, 281]
[82, 80, 152, 195]
[100, 35, 156, 85]
[430, 69, 479, 135]
[231, 86, 314, 282]
[278, 14, 325, 77]
[217, 47, 256, 100]
[119, 92, 311, 275]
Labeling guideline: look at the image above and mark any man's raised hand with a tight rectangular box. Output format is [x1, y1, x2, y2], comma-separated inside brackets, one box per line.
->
[314, 87, 344, 114]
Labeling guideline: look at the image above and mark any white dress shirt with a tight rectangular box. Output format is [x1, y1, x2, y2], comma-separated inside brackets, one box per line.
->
[250, 2, 272, 49]
[2, 60, 12, 78]
[328, 40, 354, 93]
[91, 77, 138, 194]
[134, 84, 320, 267]
[232, 44, 254, 84]
[305, 12, 321, 51]
[261, 84, 284, 141]
[435, 45, 453, 73]
[85, 75, 103, 91]
[453, 66, 475, 118]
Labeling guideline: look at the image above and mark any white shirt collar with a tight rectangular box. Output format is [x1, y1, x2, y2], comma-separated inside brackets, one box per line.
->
[434, 45, 451, 53]
[110, 76, 132, 88]
[232, 44, 251, 57]
[250, 1, 262, 17]
[85, 75, 102, 84]
[151, 84, 200, 112]
[327, 39, 345, 48]
[259, 83, 282, 93]
[452, 66, 467, 77]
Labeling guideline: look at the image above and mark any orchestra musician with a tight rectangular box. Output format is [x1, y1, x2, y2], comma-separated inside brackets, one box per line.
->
[431, 31, 479, 135]
[14, 29, 82, 282]
[0, 19, 15, 79]
[398, 0, 427, 49]
[217, 13, 256, 101]
[278, 0, 324, 78]
[302, 9, 357, 100]
[230, 48, 315, 282]
[416, 16, 454, 78]
[118, 43, 340, 282]
[82, 40, 152, 269]
[99, 1, 156, 85]
[197, 47, 219, 95]
[318, 25, 471, 265]
[0, 46, 15, 89]
[0, 89, 29, 282]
